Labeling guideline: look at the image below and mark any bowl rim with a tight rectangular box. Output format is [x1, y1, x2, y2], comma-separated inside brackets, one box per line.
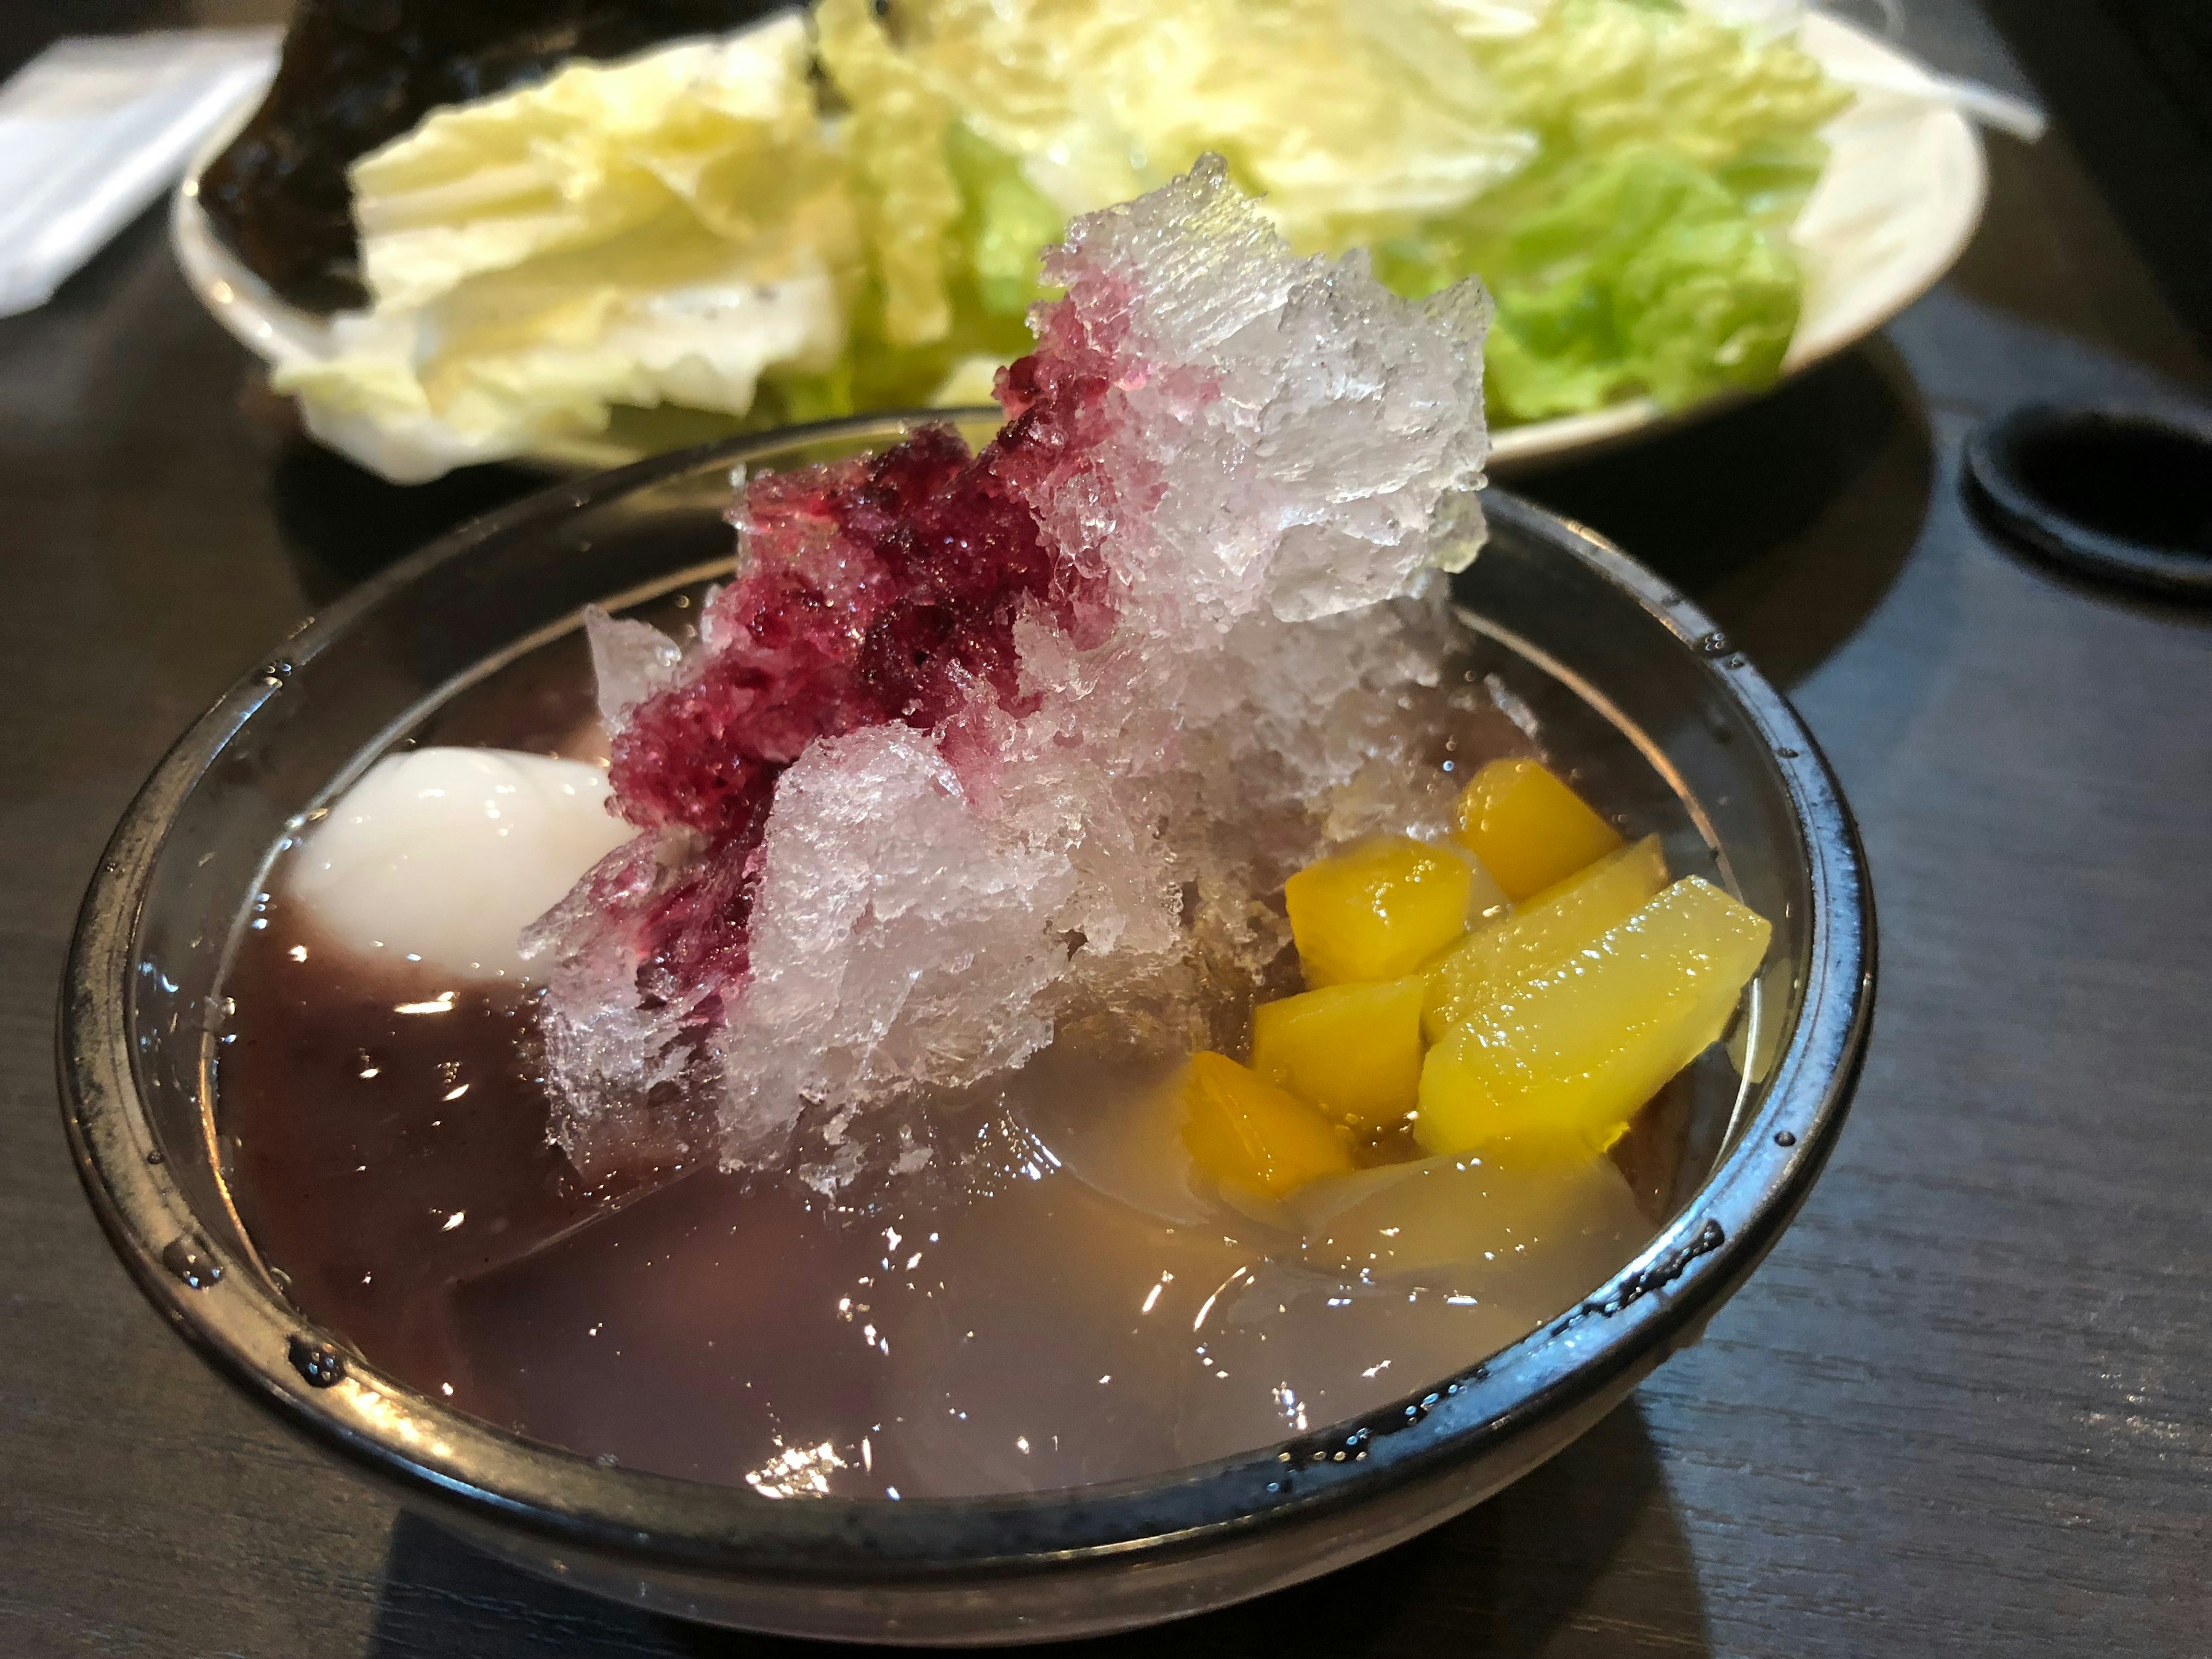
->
[58, 413, 1874, 1582]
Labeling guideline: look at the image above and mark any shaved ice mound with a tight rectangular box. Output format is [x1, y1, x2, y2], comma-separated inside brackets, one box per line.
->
[524, 155, 1492, 1180]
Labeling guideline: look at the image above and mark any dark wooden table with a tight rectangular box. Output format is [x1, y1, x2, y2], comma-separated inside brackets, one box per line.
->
[4, 5, 2208, 1655]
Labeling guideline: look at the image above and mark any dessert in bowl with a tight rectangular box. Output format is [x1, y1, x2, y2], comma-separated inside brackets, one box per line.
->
[64, 161, 1870, 1641]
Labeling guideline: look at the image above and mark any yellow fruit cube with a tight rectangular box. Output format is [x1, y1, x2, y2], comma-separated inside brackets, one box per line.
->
[1415, 877, 1771, 1157]
[1180, 1051, 1356, 1200]
[1284, 836, 1487, 987]
[1453, 758, 1624, 902]
[1423, 835, 1668, 1041]
[1251, 976, 1426, 1133]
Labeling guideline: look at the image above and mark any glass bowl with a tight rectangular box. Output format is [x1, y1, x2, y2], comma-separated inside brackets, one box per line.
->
[60, 414, 1873, 1644]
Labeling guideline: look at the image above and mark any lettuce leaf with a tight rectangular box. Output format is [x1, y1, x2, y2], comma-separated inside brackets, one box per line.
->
[1377, 0, 1846, 418]
[813, 0, 1845, 424]
[279, 19, 857, 482]
[285, 0, 1850, 482]
[1382, 145, 1807, 421]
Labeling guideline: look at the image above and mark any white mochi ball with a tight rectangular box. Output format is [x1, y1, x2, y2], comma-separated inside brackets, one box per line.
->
[289, 748, 634, 980]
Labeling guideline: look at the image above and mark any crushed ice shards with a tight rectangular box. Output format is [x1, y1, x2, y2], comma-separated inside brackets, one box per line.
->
[528, 154, 1491, 1180]
[584, 605, 685, 725]
[1005, 151, 1490, 636]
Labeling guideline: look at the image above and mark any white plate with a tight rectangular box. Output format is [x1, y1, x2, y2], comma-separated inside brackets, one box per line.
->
[173, 11, 1984, 480]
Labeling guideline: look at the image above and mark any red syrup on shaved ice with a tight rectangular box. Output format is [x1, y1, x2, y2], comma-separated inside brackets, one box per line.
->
[214, 158, 1765, 1497]
[574, 419, 1112, 1052]
[525, 156, 1493, 1181]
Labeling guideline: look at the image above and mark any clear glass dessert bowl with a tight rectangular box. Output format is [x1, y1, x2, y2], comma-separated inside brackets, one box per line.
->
[60, 414, 1873, 1645]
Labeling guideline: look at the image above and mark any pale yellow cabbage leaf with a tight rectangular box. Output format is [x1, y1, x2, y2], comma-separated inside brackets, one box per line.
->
[277, 17, 857, 482]
[278, 0, 1849, 483]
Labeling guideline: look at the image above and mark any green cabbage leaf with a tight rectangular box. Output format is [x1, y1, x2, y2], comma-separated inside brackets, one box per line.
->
[280, 0, 1849, 481]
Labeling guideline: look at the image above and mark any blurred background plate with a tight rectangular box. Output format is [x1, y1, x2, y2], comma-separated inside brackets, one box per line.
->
[172, 9, 1985, 481]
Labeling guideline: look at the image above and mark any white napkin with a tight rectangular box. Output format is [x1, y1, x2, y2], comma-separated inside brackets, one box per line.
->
[0, 29, 279, 319]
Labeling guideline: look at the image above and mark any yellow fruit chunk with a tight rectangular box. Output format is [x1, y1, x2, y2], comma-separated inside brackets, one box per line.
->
[1251, 976, 1426, 1133]
[1284, 836, 1485, 987]
[1453, 758, 1625, 902]
[1180, 1052, 1356, 1200]
[1415, 877, 1771, 1157]
[1422, 835, 1668, 1042]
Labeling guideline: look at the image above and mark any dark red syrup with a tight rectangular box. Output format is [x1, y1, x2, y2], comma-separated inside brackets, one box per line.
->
[597, 412, 1119, 1013]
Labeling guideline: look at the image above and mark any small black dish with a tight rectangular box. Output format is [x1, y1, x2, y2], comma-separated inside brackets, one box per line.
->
[1964, 403, 2212, 599]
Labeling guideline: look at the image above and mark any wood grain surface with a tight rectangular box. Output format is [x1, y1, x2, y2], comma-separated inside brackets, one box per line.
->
[2, 3, 2207, 1655]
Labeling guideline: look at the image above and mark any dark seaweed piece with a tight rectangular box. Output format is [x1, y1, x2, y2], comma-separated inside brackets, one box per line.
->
[199, 0, 792, 314]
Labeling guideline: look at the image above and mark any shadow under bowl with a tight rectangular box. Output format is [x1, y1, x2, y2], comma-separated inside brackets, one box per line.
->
[59, 414, 1873, 1645]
